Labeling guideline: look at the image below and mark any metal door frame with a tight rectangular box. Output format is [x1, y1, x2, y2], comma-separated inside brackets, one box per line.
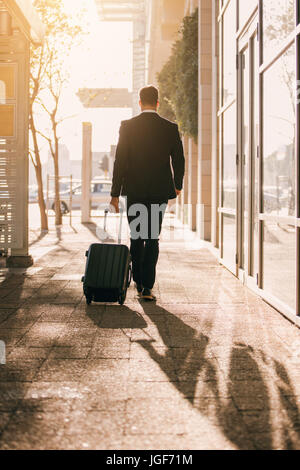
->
[237, 15, 258, 284]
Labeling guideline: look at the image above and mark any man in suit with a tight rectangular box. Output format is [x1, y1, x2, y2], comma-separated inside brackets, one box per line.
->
[110, 85, 185, 301]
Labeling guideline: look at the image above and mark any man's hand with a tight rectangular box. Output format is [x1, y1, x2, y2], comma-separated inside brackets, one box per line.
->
[110, 197, 120, 213]
[175, 189, 181, 197]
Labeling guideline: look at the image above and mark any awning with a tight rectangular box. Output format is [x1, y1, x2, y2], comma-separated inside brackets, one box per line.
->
[2, 0, 44, 43]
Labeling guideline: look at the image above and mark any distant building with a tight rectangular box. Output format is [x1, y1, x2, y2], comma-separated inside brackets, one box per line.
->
[39, 148, 110, 184]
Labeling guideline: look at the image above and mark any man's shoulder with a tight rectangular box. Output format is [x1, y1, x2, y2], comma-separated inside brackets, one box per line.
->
[119, 115, 141, 130]
[120, 118, 131, 127]
[157, 114, 178, 129]
[120, 114, 178, 130]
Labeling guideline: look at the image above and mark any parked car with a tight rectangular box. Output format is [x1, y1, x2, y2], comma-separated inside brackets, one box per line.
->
[263, 185, 286, 213]
[28, 185, 39, 203]
[46, 179, 119, 214]
[29, 180, 79, 205]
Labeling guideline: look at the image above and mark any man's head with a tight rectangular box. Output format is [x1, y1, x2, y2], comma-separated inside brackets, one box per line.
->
[139, 85, 159, 111]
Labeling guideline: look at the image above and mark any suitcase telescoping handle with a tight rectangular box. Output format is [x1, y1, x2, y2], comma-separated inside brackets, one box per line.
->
[104, 207, 124, 244]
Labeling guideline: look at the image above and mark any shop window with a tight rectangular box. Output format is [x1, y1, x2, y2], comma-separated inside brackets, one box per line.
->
[263, 222, 296, 310]
[238, 0, 257, 29]
[263, 44, 296, 217]
[263, 0, 295, 62]
[222, 213, 236, 267]
[222, 103, 236, 209]
[222, 0, 236, 104]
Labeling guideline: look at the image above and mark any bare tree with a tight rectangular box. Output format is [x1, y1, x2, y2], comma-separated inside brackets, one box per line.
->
[29, 44, 48, 230]
[30, 0, 84, 226]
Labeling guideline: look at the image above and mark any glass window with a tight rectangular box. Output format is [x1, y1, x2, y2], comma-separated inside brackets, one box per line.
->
[102, 183, 111, 193]
[263, 222, 296, 310]
[0, 65, 15, 101]
[222, 214, 236, 267]
[223, 0, 236, 104]
[263, 45, 296, 216]
[222, 103, 236, 209]
[263, 0, 295, 62]
[0, 105, 14, 137]
[73, 186, 82, 195]
[238, 0, 257, 29]
[252, 36, 260, 277]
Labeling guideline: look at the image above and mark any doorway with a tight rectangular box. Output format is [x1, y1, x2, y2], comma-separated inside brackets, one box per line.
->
[238, 17, 259, 283]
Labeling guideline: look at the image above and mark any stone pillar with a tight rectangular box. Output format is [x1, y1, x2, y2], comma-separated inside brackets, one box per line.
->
[81, 122, 92, 224]
[197, 0, 212, 241]
[7, 30, 33, 267]
[188, 138, 198, 231]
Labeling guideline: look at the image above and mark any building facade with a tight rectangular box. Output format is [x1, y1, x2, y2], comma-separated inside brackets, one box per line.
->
[215, 0, 299, 321]
[0, 0, 43, 266]
[147, 0, 300, 321]
[95, 0, 147, 116]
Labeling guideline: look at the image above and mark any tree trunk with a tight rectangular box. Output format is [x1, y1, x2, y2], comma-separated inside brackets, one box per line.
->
[29, 114, 48, 231]
[53, 133, 62, 226]
[35, 163, 48, 231]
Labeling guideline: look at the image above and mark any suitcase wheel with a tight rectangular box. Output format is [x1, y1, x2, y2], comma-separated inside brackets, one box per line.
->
[86, 296, 92, 305]
[118, 293, 125, 305]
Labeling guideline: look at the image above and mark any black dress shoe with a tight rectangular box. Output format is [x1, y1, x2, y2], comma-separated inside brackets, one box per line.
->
[141, 288, 156, 301]
[135, 283, 143, 295]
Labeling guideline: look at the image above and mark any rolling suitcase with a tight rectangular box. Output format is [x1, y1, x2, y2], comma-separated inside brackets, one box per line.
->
[82, 209, 132, 305]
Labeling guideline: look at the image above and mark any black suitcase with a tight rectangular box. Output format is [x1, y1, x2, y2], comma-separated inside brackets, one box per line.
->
[82, 209, 132, 305]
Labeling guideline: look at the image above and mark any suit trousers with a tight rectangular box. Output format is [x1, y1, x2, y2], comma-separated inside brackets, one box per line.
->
[126, 199, 167, 289]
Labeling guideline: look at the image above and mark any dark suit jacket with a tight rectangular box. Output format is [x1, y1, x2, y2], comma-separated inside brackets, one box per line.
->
[111, 112, 185, 201]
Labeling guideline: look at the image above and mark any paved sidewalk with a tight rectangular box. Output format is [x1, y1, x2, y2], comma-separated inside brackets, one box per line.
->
[0, 214, 300, 450]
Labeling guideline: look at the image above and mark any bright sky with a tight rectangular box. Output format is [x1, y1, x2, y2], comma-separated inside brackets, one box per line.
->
[39, 0, 133, 163]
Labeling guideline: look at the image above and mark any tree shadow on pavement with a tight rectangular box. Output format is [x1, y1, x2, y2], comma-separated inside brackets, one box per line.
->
[29, 229, 48, 247]
[82, 222, 115, 244]
[137, 301, 300, 450]
[0, 272, 39, 447]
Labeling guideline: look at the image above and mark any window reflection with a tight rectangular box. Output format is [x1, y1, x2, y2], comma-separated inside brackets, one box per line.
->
[263, 0, 295, 62]
[263, 45, 295, 216]
[222, 214, 236, 267]
[0, 81, 5, 103]
[0, 65, 15, 100]
[238, 0, 257, 29]
[223, 0, 236, 104]
[0, 105, 14, 137]
[263, 222, 296, 310]
[222, 103, 236, 209]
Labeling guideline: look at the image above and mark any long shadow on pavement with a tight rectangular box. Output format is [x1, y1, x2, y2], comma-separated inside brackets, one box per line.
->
[137, 301, 300, 450]
[0, 271, 36, 446]
[29, 230, 48, 247]
[86, 304, 148, 330]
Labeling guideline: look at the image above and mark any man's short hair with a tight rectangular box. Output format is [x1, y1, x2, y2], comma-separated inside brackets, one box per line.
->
[139, 85, 159, 106]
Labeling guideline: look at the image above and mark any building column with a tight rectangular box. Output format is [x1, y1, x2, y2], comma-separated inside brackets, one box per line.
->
[6, 28, 33, 267]
[81, 122, 92, 224]
[188, 138, 198, 231]
[197, 0, 212, 241]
